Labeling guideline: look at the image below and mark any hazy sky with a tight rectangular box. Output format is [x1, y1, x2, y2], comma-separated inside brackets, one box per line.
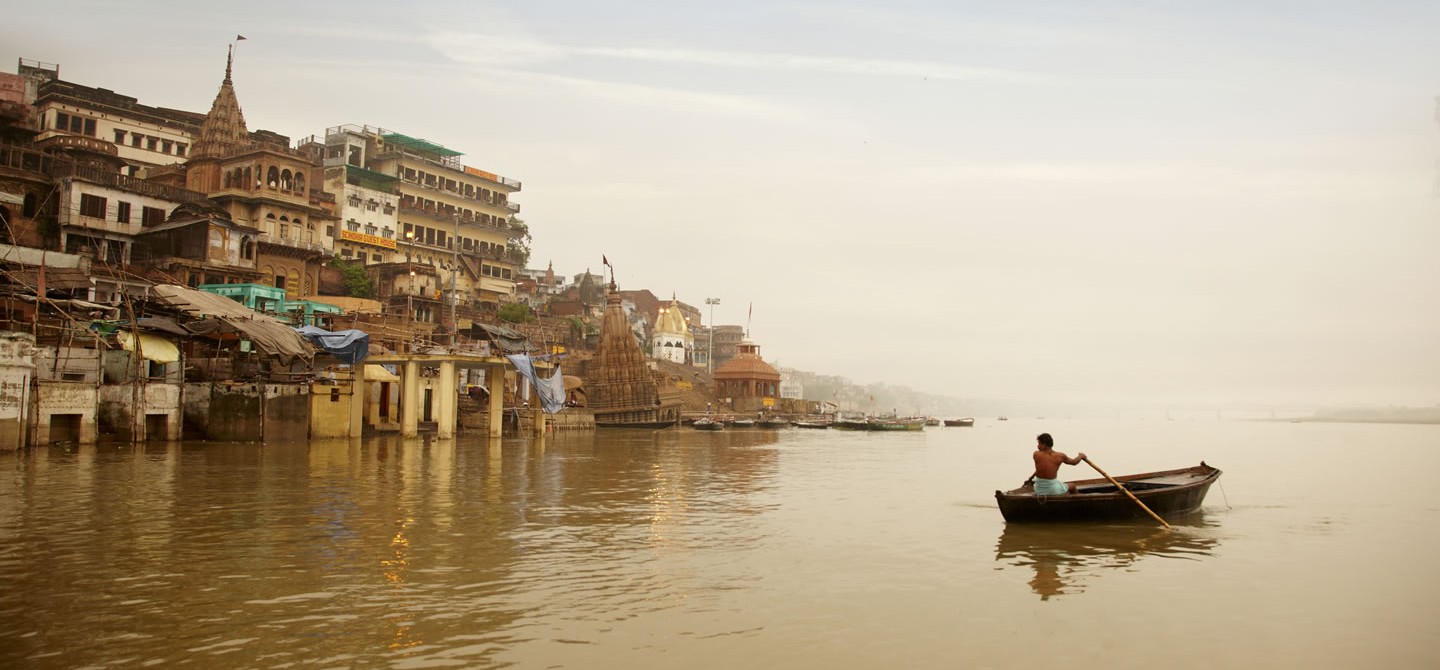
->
[6, 1, 1439, 408]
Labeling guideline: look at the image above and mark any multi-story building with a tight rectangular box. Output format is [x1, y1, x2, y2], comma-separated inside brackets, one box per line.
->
[317, 125, 399, 266]
[19, 59, 203, 175]
[314, 125, 525, 319]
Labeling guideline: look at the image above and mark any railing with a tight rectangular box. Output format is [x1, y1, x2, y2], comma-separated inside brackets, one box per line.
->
[257, 232, 330, 254]
[52, 163, 209, 203]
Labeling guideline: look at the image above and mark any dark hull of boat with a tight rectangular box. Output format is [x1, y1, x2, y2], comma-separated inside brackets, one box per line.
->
[756, 420, 790, 429]
[691, 422, 723, 431]
[994, 463, 1221, 523]
[944, 419, 975, 427]
[793, 421, 829, 429]
[596, 420, 679, 429]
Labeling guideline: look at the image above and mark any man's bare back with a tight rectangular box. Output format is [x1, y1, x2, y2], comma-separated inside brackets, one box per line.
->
[1028, 433, 1086, 494]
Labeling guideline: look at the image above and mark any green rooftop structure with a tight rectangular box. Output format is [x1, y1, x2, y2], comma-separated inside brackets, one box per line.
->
[380, 133, 462, 158]
[284, 299, 344, 327]
[199, 283, 287, 316]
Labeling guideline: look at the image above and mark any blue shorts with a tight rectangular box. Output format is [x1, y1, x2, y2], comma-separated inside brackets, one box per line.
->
[1033, 477, 1068, 496]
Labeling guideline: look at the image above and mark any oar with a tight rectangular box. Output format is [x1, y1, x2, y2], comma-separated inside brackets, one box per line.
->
[1082, 456, 1171, 530]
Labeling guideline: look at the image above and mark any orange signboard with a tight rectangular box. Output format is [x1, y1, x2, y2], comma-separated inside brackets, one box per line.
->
[464, 166, 500, 182]
[340, 230, 398, 250]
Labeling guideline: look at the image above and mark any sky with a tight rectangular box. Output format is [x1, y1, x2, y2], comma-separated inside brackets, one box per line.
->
[5, 1, 1439, 410]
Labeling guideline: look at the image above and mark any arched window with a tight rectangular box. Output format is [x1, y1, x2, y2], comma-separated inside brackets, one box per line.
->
[280, 169, 292, 191]
[241, 235, 254, 260]
[267, 166, 279, 188]
[223, 171, 232, 188]
[244, 166, 252, 188]
[294, 172, 305, 193]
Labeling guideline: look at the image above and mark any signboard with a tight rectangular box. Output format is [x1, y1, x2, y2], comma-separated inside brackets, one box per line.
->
[339, 230, 397, 250]
[762, 397, 775, 407]
[676, 381, 693, 390]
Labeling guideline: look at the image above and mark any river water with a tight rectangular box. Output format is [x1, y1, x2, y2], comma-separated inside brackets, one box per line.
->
[2, 418, 1436, 668]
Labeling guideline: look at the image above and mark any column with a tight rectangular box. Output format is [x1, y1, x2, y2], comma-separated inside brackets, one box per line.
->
[401, 360, 420, 438]
[486, 362, 504, 439]
[436, 360, 456, 440]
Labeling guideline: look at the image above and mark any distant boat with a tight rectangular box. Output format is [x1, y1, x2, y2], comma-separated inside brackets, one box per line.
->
[727, 418, 756, 428]
[998, 416, 1009, 421]
[692, 417, 723, 431]
[866, 418, 926, 431]
[924, 417, 941, 427]
[793, 420, 830, 429]
[757, 418, 791, 429]
[944, 418, 975, 427]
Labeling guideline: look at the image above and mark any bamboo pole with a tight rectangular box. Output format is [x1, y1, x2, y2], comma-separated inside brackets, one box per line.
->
[1082, 456, 1171, 529]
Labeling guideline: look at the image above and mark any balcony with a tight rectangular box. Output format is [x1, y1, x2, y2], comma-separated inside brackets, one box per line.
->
[53, 163, 209, 204]
[258, 231, 330, 255]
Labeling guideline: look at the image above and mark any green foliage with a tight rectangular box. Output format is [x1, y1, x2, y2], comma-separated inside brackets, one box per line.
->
[330, 256, 373, 298]
[498, 301, 534, 323]
[506, 217, 532, 269]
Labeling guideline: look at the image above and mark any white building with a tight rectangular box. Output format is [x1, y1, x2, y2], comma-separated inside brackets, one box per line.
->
[650, 296, 694, 365]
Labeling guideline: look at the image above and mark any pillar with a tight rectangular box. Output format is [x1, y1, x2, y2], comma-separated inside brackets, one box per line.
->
[401, 360, 420, 438]
[486, 362, 504, 439]
[436, 360, 456, 440]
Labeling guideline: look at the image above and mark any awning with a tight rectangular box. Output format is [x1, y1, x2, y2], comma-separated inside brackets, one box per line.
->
[148, 284, 313, 365]
[364, 364, 400, 382]
[117, 331, 181, 364]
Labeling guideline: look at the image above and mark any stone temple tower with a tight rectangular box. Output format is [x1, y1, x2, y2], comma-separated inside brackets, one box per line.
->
[587, 279, 682, 427]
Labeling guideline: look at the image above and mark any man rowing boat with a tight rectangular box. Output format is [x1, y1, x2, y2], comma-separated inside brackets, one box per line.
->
[1026, 433, 1085, 495]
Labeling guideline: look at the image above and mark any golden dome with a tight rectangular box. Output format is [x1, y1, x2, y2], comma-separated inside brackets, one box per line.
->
[654, 298, 690, 337]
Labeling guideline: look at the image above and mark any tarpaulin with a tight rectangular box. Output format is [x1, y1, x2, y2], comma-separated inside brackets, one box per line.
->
[148, 284, 313, 365]
[505, 353, 566, 414]
[117, 331, 181, 364]
[294, 326, 370, 365]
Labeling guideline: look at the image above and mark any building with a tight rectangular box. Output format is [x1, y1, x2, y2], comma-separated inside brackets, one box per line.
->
[713, 338, 782, 412]
[19, 59, 203, 175]
[313, 124, 525, 319]
[585, 279, 682, 426]
[182, 49, 334, 298]
[711, 324, 745, 371]
[650, 295, 694, 364]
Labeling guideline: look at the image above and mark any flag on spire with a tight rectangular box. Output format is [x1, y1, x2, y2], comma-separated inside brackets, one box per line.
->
[236, 35, 247, 41]
[602, 254, 611, 267]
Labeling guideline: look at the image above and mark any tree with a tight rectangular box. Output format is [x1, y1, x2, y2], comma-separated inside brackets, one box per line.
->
[506, 217, 531, 269]
[498, 301, 534, 323]
[330, 256, 373, 298]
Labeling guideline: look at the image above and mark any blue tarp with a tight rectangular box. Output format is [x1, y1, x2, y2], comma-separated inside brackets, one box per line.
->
[295, 326, 370, 365]
[506, 353, 567, 414]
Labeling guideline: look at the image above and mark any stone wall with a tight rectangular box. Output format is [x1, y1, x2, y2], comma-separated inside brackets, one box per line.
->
[32, 380, 97, 445]
[0, 332, 34, 450]
[97, 382, 182, 442]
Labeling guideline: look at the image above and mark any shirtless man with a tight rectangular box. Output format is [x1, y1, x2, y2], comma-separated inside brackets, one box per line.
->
[1026, 433, 1086, 495]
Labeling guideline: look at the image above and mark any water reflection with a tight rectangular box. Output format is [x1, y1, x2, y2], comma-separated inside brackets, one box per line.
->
[994, 515, 1221, 601]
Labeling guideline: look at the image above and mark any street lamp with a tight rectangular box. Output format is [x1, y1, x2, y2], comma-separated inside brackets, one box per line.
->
[705, 297, 720, 375]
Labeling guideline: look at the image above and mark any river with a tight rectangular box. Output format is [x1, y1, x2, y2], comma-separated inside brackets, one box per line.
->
[2, 418, 1436, 668]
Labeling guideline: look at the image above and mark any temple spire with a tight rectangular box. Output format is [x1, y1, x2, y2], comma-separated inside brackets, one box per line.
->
[225, 44, 233, 84]
[190, 46, 250, 160]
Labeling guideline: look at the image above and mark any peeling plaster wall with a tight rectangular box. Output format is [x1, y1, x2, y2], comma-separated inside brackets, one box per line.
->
[0, 332, 35, 451]
[32, 381, 97, 445]
[206, 382, 310, 442]
[97, 383, 182, 442]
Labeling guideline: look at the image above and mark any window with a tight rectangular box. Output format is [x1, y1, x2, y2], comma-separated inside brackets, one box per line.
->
[162, 140, 173, 154]
[55, 112, 69, 132]
[146, 137, 158, 151]
[364, 224, 376, 235]
[83, 118, 96, 136]
[326, 225, 335, 238]
[275, 274, 287, 290]
[79, 193, 107, 218]
[131, 133, 142, 147]
[373, 255, 383, 263]
[357, 252, 367, 263]
[113, 129, 126, 144]
[341, 248, 353, 257]
[116, 201, 131, 223]
[175, 143, 186, 157]
[142, 206, 166, 224]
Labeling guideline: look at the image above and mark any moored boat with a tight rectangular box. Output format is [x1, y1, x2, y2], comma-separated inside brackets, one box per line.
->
[944, 418, 975, 427]
[596, 419, 680, 429]
[756, 418, 790, 429]
[924, 417, 941, 427]
[692, 417, 723, 431]
[994, 462, 1221, 523]
[866, 418, 926, 431]
[793, 420, 830, 429]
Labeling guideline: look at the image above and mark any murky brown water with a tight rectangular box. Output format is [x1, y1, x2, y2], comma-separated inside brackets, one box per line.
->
[2, 419, 1437, 668]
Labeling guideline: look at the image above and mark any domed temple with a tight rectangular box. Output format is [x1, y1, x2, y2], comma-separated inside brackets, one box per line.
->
[650, 294, 693, 365]
[586, 279, 683, 427]
[713, 338, 781, 412]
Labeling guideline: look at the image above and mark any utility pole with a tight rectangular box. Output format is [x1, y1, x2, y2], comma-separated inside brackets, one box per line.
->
[705, 297, 720, 374]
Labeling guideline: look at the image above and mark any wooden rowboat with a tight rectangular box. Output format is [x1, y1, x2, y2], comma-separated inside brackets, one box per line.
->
[994, 462, 1221, 523]
[944, 418, 975, 427]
